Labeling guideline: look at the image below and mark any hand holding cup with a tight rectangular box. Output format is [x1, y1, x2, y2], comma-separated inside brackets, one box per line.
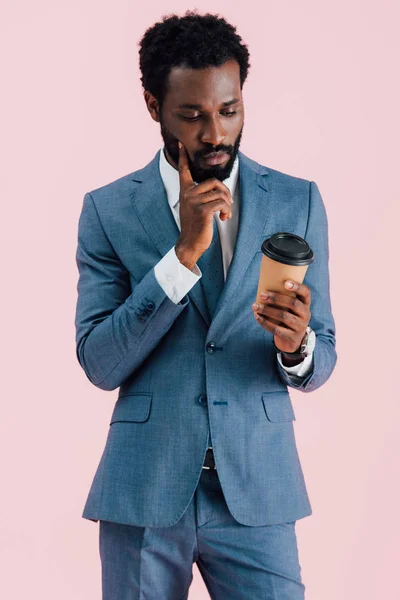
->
[252, 279, 312, 354]
[252, 233, 314, 354]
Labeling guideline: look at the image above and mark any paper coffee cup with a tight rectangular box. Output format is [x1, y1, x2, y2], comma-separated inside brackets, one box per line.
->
[255, 233, 314, 316]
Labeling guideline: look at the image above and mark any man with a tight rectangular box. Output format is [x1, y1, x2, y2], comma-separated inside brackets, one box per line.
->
[75, 10, 337, 599]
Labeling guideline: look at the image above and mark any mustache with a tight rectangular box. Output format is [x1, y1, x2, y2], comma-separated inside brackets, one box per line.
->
[195, 148, 232, 160]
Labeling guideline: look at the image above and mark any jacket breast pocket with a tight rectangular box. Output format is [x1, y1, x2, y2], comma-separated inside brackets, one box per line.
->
[262, 391, 296, 422]
[110, 393, 152, 424]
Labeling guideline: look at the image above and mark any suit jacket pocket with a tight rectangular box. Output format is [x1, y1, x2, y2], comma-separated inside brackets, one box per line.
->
[262, 391, 296, 422]
[110, 393, 153, 424]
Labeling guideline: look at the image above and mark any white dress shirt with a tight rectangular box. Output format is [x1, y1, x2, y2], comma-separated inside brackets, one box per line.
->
[154, 146, 314, 379]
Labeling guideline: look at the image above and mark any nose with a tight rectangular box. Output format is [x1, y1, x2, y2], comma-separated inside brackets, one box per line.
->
[200, 116, 227, 147]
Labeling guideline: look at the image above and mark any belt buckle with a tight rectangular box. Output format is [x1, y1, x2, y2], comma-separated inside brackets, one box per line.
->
[202, 447, 216, 470]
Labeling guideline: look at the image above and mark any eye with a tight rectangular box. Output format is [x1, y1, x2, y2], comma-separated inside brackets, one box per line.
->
[181, 111, 237, 122]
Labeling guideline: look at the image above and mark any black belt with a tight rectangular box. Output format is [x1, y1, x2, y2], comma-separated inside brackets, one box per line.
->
[202, 447, 217, 470]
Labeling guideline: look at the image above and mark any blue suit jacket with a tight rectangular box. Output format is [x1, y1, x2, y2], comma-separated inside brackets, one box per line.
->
[75, 149, 337, 527]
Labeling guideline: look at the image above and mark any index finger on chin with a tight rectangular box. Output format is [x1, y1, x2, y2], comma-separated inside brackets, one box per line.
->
[178, 142, 194, 191]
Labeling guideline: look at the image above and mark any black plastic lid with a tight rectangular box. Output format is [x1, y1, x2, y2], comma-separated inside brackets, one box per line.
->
[261, 232, 314, 266]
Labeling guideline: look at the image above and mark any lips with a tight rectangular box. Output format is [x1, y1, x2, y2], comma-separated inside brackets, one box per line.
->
[201, 152, 230, 166]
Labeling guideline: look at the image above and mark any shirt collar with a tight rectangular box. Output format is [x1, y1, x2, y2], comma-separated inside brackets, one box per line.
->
[159, 146, 239, 210]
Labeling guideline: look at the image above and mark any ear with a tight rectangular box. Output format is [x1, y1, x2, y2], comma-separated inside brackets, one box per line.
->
[144, 91, 160, 123]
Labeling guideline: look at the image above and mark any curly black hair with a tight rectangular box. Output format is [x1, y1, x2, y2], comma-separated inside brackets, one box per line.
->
[138, 9, 251, 110]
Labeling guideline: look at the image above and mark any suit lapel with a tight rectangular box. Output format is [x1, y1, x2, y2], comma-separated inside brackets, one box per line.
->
[128, 149, 271, 329]
[209, 151, 271, 332]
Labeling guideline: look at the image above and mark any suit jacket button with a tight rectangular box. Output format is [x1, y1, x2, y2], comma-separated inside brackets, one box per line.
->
[146, 302, 155, 311]
[206, 342, 216, 354]
[198, 395, 207, 405]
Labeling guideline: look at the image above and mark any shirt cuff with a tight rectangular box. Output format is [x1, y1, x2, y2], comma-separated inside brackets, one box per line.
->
[276, 351, 314, 378]
[153, 245, 202, 304]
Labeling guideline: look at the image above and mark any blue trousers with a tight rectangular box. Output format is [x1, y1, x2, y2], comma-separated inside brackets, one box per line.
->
[99, 468, 306, 599]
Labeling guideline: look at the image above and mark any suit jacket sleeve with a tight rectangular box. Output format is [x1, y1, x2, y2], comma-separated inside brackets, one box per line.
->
[74, 192, 190, 392]
[276, 180, 337, 392]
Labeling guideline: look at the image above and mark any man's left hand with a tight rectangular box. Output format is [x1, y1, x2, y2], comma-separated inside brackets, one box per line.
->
[252, 280, 311, 354]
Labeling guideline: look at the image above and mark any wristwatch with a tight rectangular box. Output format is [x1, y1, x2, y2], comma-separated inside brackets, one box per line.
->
[273, 326, 315, 360]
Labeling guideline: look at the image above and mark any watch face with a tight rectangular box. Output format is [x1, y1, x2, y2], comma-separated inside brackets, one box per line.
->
[304, 327, 316, 355]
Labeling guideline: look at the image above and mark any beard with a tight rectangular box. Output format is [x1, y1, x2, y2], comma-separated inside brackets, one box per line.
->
[159, 116, 243, 183]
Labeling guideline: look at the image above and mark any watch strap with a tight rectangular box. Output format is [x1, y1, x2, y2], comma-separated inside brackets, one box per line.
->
[273, 326, 310, 359]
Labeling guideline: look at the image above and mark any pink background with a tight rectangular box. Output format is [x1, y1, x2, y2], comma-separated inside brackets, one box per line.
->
[1, 1, 399, 598]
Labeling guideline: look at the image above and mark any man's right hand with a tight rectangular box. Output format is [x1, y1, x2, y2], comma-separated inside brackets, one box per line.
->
[175, 141, 233, 269]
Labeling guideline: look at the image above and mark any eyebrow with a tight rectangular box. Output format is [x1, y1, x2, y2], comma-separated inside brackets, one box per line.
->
[177, 98, 240, 110]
